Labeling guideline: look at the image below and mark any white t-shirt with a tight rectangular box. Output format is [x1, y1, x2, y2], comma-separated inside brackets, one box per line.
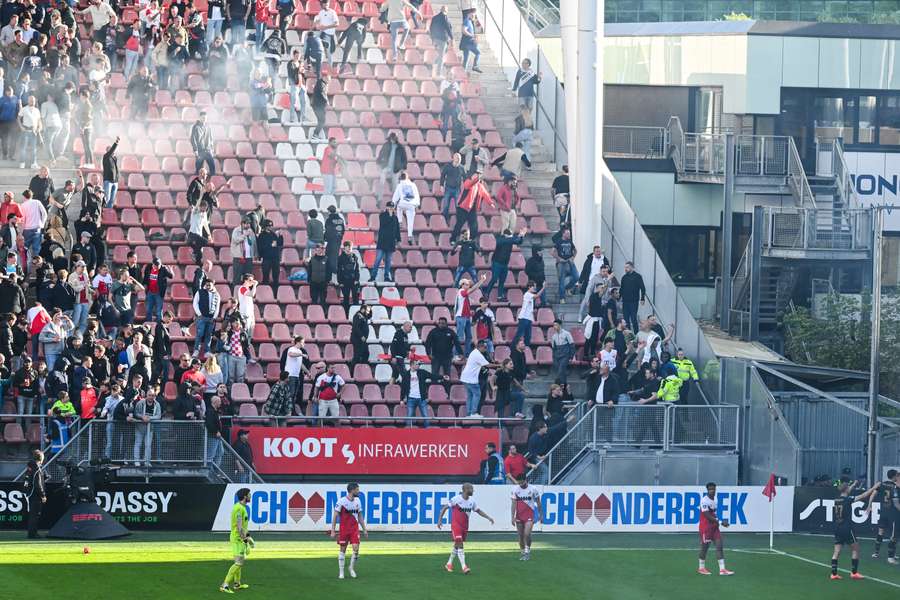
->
[700, 494, 717, 519]
[518, 291, 536, 321]
[19, 106, 41, 130]
[589, 256, 606, 280]
[599, 349, 617, 370]
[236, 283, 256, 320]
[460, 349, 489, 384]
[315, 8, 339, 36]
[408, 370, 421, 398]
[285, 346, 305, 377]
[386, 0, 407, 22]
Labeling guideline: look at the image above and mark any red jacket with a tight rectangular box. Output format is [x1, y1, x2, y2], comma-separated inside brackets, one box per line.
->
[458, 175, 493, 212]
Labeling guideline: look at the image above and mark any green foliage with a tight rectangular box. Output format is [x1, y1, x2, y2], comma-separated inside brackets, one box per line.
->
[782, 290, 900, 405]
[721, 11, 751, 21]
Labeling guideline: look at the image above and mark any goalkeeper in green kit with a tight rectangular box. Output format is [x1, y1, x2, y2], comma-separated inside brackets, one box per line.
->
[220, 488, 253, 594]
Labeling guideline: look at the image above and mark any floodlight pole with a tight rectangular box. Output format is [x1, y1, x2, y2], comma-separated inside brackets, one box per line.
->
[867, 206, 883, 486]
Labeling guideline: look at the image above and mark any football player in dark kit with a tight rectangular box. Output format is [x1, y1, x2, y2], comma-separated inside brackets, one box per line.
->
[830, 481, 880, 580]
[870, 468, 900, 563]
[23, 449, 46, 538]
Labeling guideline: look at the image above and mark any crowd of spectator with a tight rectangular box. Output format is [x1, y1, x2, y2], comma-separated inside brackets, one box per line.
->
[0, 0, 701, 483]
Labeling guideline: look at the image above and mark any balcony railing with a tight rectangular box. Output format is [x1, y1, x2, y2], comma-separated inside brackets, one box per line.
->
[763, 207, 872, 252]
[603, 126, 669, 159]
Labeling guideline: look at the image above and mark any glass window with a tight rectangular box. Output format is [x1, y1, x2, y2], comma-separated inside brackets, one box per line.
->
[813, 97, 853, 145]
[879, 96, 900, 145]
[882, 235, 900, 288]
[858, 96, 877, 143]
[644, 227, 720, 284]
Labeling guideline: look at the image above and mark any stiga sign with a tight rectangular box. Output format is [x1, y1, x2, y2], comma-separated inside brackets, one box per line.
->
[793, 486, 885, 533]
[213, 484, 794, 533]
[245, 426, 500, 476]
[0, 483, 224, 530]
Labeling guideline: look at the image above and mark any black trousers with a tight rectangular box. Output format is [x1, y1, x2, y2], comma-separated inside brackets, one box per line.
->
[27, 494, 43, 538]
[340, 34, 365, 68]
[431, 356, 452, 390]
[312, 105, 327, 139]
[340, 283, 359, 312]
[310, 282, 327, 308]
[261, 258, 279, 287]
[450, 207, 477, 241]
[350, 340, 369, 370]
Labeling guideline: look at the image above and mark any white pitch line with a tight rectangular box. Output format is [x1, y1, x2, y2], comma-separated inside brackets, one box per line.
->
[771, 549, 900, 590]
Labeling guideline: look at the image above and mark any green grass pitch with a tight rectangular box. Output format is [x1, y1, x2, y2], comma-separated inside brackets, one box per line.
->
[2, 531, 898, 599]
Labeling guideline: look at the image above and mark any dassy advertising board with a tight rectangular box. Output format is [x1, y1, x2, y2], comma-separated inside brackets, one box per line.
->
[244, 427, 500, 476]
[213, 484, 795, 533]
[0, 483, 224, 530]
[793, 486, 888, 533]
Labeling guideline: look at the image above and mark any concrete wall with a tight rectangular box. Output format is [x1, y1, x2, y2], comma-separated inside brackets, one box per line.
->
[603, 34, 900, 115]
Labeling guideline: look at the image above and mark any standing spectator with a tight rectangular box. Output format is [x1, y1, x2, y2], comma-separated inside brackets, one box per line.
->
[18, 95, 41, 169]
[303, 28, 324, 78]
[80, 0, 117, 42]
[429, 5, 453, 77]
[460, 339, 496, 417]
[552, 226, 579, 302]
[321, 138, 346, 196]
[460, 137, 489, 177]
[142, 256, 173, 323]
[233, 429, 255, 481]
[313, 363, 344, 425]
[0, 87, 19, 160]
[28, 167, 54, 208]
[123, 21, 142, 81]
[512, 107, 534, 159]
[39, 309, 73, 370]
[376, 132, 407, 199]
[454, 274, 486, 356]
[222, 317, 251, 384]
[504, 444, 532, 482]
[263, 370, 293, 426]
[337, 15, 369, 75]
[424, 316, 461, 386]
[20, 191, 47, 262]
[101, 137, 120, 208]
[392, 172, 420, 245]
[493, 358, 525, 418]
[388, 321, 412, 383]
[583, 281, 606, 359]
[253, 0, 270, 50]
[336, 241, 360, 312]
[550, 319, 575, 384]
[249, 68, 273, 123]
[450, 171, 493, 242]
[205, 394, 225, 466]
[26, 301, 50, 361]
[235, 273, 257, 338]
[192, 278, 220, 358]
[399, 358, 444, 427]
[256, 219, 284, 289]
[190, 111, 215, 175]
[230, 217, 256, 285]
[130, 386, 161, 466]
[110, 267, 143, 337]
[126, 65, 156, 121]
[524, 245, 546, 304]
[495, 176, 522, 234]
[309, 71, 329, 142]
[512, 58, 541, 109]
[13, 355, 39, 425]
[67, 261, 92, 333]
[439, 152, 465, 220]
[385, 0, 419, 62]
[285, 48, 308, 123]
[323, 205, 345, 280]
[450, 228, 478, 286]
[75, 88, 96, 167]
[151, 311, 174, 384]
[619, 261, 646, 333]
[206, 0, 229, 45]
[483, 227, 526, 302]
[306, 244, 329, 309]
[349, 305, 371, 371]
[459, 8, 481, 73]
[188, 200, 212, 265]
[512, 281, 544, 347]
[305, 209, 324, 258]
[313, 0, 339, 66]
[371, 202, 400, 283]
[578, 246, 610, 295]
[228, 0, 248, 46]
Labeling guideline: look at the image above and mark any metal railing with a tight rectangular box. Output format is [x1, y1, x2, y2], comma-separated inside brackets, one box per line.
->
[603, 126, 668, 159]
[513, 0, 560, 30]
[735, 135, 789, 176]
[830, 139, 862, 210]
[18, 420, 263, 484]
[665, 116, 725, 177]
[763, 207, 872, 252]
[478, 0, 567, 164]
[528, 404, 739, 484]
[787, 136, 817, 208]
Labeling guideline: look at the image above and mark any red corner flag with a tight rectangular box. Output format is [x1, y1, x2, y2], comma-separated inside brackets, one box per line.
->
[762, 473, 777, 502]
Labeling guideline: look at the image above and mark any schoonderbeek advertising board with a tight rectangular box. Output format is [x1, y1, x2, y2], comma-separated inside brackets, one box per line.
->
[212, 484, 795, 533]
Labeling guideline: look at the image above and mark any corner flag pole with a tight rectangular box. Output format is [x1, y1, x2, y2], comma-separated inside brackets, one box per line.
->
[769, 494, 774, 550]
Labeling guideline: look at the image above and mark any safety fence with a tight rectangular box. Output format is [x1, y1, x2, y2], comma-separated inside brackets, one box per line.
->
[529, 404, 739, 484]
[603, 126, 668, 159]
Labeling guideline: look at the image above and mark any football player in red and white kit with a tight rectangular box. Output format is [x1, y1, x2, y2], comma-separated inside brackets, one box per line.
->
[698, 482, 733, 576]
[437, 482, 495, 574]
[510, 476, 542, 561]
[329, 482, 368, 579]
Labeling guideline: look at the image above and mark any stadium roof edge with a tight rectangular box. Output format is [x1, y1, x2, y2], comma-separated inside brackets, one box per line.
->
[537, 19, 900, 41]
